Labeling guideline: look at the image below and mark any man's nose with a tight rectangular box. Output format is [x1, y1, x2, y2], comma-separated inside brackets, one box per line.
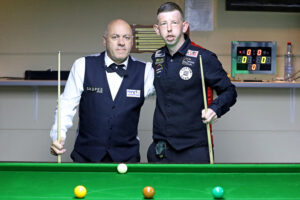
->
[118, 37, 125, 45]
[167, 23, 172, 32]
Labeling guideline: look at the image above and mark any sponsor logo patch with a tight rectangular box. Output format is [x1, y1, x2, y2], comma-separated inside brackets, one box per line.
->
[155, 50, 165, 57]
[155, 58, 164, 64]
[179, 67, 193, 80]
[155, 64, 164, 77]
[182, 57, 195, 66]
[186, 50, 198, 58]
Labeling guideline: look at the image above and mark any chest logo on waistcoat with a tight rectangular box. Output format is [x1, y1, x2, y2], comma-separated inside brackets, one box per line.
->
[127, 89, 141, 98]
[186, 50, 198, 58]
[86, 86, 103, 93]
[179, 67, 193, 80]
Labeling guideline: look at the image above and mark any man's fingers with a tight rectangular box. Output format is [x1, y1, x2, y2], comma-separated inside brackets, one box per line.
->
[50, 138, 66, 156]
[208, 115, 217, 124]
[50, 145, 66, 155]
[52, 140, 62, 149]
[52, 138, 65, 149]
[202, 109, 217, 124]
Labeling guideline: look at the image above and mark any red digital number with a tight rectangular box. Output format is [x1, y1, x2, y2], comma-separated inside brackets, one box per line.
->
[246, 49, 251, 56]
[251, 64, 257, 71]
[257, 49, 262, 56]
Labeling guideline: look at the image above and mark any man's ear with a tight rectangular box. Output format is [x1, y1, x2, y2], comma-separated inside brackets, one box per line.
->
[102, 36, 107, 47]
[182, 21, 189, 34]
[153, 24, 160, 35]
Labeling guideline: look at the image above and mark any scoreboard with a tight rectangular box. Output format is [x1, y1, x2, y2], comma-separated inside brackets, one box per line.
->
[231, 41, 277, 81]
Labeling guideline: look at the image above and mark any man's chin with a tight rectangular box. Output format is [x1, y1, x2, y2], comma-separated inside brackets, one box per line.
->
[165, 41, 177, 47]
[116, 53, 128, 59]
[165, 39, 176, 45]
[115, 56, 127, 63]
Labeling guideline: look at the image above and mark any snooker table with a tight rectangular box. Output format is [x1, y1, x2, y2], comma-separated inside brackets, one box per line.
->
[1, 162, 300, 200]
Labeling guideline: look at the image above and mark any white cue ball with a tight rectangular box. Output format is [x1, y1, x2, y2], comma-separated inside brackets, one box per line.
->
[117, 163, 128, 174]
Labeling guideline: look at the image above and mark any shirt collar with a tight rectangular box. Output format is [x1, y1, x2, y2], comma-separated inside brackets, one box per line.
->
[104, 52, 129, 70]
[177, 34, 191, 55]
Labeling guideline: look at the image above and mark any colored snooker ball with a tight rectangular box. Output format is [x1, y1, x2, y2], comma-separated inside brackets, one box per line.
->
[212, 186, 224, 198]
[143, 186, 155, 199]
[74, 185, 87, 198]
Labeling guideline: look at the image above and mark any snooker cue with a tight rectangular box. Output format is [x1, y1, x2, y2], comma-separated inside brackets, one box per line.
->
[199, 55, 214, 164]
[57, 51, 61, 163]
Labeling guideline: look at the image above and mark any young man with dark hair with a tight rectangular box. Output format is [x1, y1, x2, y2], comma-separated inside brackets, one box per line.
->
[147, 2, 237, 163]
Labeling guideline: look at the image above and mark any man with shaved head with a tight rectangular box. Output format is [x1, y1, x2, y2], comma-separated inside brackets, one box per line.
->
[50, 19, 154, 163]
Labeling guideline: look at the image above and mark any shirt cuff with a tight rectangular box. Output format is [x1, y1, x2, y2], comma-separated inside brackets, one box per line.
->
[50, 130, 67, 142]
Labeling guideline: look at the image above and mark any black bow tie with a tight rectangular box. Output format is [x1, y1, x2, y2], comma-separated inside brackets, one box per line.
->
[106, 63, 127, 77]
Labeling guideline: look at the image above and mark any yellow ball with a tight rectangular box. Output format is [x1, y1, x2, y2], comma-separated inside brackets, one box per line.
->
[74, 185, 87, 198]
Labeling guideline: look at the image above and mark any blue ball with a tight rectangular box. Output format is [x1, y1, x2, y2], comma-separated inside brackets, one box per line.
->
[212, 186, 224, 198]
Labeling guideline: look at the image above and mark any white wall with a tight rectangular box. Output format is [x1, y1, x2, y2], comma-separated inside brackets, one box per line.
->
[213, 87, 300, 163]
[0, 86, 299, 163]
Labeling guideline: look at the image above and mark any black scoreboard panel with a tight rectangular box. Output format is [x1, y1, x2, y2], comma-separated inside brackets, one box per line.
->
[231, 41, 277, 81]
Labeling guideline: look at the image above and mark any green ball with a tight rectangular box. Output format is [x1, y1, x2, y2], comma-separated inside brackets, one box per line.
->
[212, 186, 224, 198]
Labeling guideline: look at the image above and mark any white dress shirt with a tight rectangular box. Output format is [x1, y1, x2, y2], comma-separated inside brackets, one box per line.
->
[50, 52, 155, 141]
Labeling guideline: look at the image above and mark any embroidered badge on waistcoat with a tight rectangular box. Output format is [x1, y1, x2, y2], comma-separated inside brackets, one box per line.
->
[86, 86, 103, 93]
[126, 89, 141, 98]
[179, 67, 193, 80]
[186, 50, 198, 58]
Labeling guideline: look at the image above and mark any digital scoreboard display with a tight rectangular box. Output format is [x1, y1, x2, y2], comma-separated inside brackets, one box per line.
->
[231, 41, 277, 80]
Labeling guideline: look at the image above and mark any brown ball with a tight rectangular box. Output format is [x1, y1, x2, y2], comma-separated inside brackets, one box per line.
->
[142, 186, 155, 199]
